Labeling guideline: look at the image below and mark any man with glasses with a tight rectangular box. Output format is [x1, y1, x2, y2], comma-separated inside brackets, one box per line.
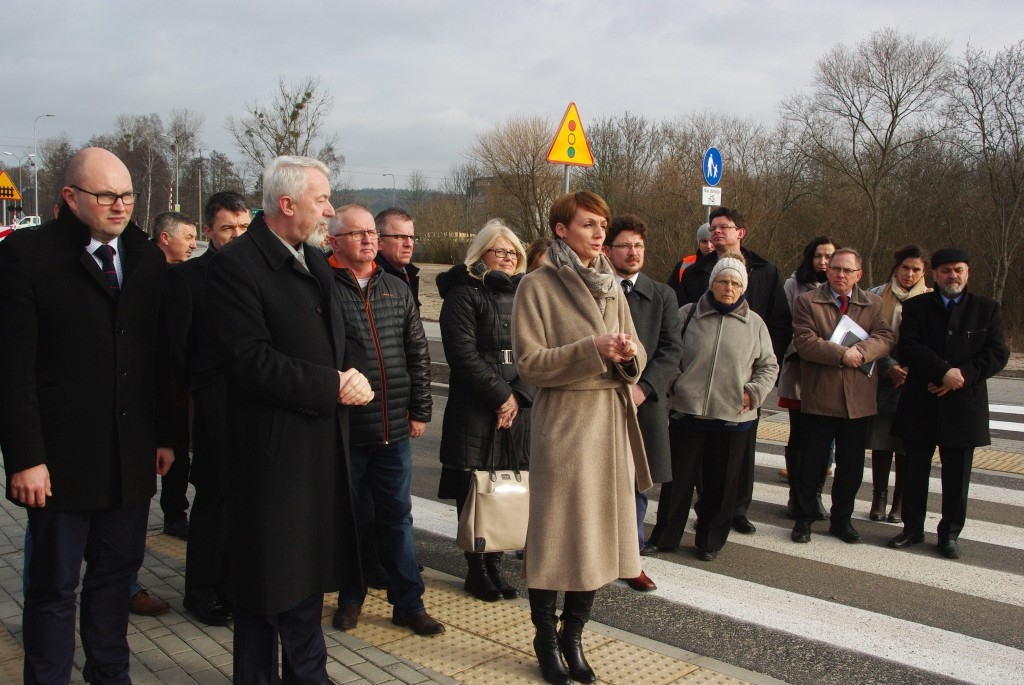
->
[0, 147, 175, 683]
[670, 207, 791, 536]
[326, 205, 442, 635]
[374, 207, 421, 307]
[604, 215, 682, 592]
[790, 248, 893, 544]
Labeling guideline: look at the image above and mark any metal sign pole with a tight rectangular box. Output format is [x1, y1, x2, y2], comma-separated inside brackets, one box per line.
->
[562, 166, 570, 194]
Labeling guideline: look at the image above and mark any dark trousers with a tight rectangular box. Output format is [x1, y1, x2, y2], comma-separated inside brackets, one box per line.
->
[796, 414, 868, 524]
[185, 385, 231, 605]
[902, 441, 974, 541]
[232, 593, 327, 685]
[634, 488, 649, 550]
[24, 500, 149, 685]
[339, 438, 424, 615]
[733, 415, 759, 517]
[160, 403, 191, 522]
[650, 420, 747, 552]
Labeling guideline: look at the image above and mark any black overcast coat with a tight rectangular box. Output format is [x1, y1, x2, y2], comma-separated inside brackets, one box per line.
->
[0, 207, 170, 510]
[622, 272, 684, 483]
[437, 264, 532, 470]
[892, 289, 1008, 448]
[208, 216, 360, 615]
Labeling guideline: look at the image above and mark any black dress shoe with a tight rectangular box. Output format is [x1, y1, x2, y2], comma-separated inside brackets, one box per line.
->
[640, 542, 672, 556]
[695, 548, 717, 561]
[163, 517, 189, 540]
[332, 603, 361, 631]
[888, 531, 924, 549]
[183, 598, 233, 626]
[791, 520, 811, 543]
[392, 609, 445, 636]
[732, 517, 756, 534]
[828, 523, 862, 544]
[938, 539, 961, 559]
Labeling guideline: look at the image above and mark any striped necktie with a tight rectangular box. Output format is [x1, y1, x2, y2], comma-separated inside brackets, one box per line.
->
[94, 244, 120, 297]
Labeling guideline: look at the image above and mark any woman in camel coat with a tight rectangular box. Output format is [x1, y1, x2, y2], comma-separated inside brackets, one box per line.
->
[513, 191, 649, 685]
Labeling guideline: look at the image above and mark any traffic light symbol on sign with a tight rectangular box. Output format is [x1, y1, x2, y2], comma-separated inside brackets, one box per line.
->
[546, 102, 594, 167]
[0, 171, 23, 202]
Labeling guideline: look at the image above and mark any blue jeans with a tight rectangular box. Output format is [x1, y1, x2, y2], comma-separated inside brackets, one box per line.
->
[339, 438, 424, 616]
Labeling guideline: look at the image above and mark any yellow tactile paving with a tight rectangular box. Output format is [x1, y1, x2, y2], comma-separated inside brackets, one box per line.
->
[580, 639, 699, 685]
[386, 626, 512, 676]
[146, 531, 187, 559]
[455, 652, 552, 684]
[758, 418, 1024, 474]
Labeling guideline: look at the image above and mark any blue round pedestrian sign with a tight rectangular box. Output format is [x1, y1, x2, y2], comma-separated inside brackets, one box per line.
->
[703, 147, 723, 186]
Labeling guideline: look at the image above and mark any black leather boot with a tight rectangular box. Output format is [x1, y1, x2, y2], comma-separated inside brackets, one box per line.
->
[530, 589, 570, 685]
[464, 552, 501, 602]
[869, 487, 888, 521]
[870, 450, 893, 521]
[559, 590, 597, 683]
[814, 478, 828, 521]
[484, 552, 519, 599]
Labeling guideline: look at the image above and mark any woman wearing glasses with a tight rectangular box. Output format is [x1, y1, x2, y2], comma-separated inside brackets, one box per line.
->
[513, 192, 648, 685]
[436, 220, 533, 603]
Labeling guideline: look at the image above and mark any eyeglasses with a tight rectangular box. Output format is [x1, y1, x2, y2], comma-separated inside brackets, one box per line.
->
[486, 248, 519, 260]
[610, 243, 645, 251]
[828, 266, 862, 275]
[331, 229, 378, 242]
[709, 224, 740, 232]
[379, 234, 418, 243]
[70, 185, 139, 206]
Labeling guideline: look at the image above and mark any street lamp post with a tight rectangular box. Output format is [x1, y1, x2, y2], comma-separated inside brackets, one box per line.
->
[383, 173, 396, 207]
[33, 113, 55, 217]
[161, 134, 180, 212]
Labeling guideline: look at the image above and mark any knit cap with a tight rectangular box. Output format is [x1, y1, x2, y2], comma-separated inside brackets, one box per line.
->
[709, 252, 748, 293]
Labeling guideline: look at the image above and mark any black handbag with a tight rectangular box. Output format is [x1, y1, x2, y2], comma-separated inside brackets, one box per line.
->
[456, 428, 529, 553]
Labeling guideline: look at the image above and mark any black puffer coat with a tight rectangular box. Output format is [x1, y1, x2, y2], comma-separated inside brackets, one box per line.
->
[332, 263, 432, 448]
[437, 264, 532, 470]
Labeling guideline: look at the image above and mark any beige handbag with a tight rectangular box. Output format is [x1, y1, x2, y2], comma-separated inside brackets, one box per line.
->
[456, 429, 529, 553]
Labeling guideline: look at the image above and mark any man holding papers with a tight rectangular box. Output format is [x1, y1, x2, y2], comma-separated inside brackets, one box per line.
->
[790, 248, 894, 544]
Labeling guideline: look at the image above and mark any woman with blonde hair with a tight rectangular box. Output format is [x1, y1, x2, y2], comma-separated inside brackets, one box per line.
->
[436, 219, 533, 602]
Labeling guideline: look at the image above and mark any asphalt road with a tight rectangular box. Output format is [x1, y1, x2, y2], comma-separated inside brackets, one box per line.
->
[407, 382, 1024, 685]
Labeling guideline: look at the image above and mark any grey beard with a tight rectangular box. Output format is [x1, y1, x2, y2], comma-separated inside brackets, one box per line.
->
[938, 283, 964, 299]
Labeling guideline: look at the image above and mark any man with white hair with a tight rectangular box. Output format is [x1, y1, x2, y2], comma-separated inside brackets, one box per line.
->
[208, 156, 373, 684]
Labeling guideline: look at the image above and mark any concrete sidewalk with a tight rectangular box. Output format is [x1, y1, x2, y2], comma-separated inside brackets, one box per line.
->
[0, 470, 769, 684]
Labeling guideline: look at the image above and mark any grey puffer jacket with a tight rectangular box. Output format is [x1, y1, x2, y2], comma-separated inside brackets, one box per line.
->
[669, 293, 779, 423]
[332, 263, 431, 448]
[437, 264, 532, 470]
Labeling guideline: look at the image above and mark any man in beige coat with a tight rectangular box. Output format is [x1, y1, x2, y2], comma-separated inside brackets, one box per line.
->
[791, 248, 894, 544]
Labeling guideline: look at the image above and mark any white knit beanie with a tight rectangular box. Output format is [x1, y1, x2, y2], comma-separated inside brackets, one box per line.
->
[710, 253, 748, 293]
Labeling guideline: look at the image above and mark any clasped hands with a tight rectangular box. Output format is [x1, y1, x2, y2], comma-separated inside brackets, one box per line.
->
[928, 367, 965, 397]
[595, 332, 637, 364]
[338, 368, 374, 406]
[496, 394, 519, 430]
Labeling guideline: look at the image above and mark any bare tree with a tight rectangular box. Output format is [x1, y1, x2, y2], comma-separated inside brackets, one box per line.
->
[113, 113, 169, 229]
[226, 75, 343, 186]
[471, 115, 561, 240]
[945, 41, 1024, 302]
[783, 27, 950, 281]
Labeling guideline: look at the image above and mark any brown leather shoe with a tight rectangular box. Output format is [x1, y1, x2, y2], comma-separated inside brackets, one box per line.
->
[392, 609, 445, 636]
[332, 603, 361, 631]
[623, 570, 657, 592]
[128, 590, 170, 616]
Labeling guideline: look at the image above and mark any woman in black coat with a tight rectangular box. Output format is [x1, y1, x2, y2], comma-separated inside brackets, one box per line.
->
[437, 219, 533, 602]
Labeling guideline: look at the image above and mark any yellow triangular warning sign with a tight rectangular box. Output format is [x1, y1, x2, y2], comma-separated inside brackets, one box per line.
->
[546, 102, 594, 167]
[0, 171, 22, 202]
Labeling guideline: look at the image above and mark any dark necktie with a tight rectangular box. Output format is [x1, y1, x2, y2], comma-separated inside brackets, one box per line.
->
[621, 279, 632, 295]
[838, 294, 849, 315]
[94, 244, 120, 297]
[947, 298, 956, 313]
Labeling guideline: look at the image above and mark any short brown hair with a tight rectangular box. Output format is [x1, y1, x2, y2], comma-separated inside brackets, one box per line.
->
[606, 214, 647, 246]
[548, 191, 610, 235]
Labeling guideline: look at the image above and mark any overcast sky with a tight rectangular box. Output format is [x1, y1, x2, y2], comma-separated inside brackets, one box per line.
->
[5, 1, 1022, 190]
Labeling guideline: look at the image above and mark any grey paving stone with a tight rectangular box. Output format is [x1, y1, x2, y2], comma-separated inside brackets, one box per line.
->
[382, 661, 431, 684]
[350, 659, 394, 684]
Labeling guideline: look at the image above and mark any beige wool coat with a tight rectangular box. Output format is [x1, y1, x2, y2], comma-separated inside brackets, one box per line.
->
[513, 262, 651, 591]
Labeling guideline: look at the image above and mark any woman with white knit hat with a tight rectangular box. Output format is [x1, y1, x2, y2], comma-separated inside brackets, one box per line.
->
[648, 252, 779, 560]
